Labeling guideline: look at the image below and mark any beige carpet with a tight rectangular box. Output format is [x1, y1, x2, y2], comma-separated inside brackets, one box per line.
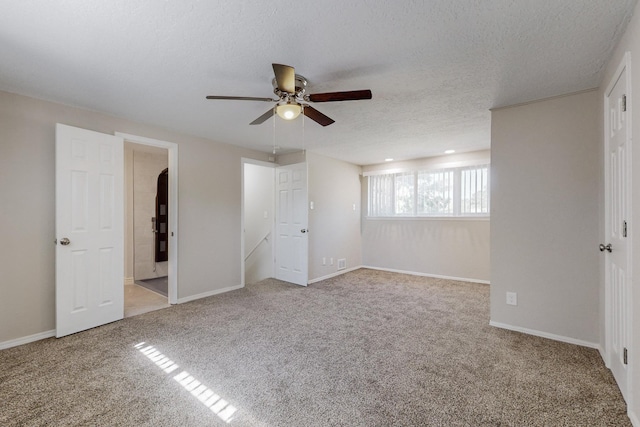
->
[0, 269, 629, 426]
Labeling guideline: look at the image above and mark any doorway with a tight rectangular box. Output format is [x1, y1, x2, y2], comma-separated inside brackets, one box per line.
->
[241, 159, 310, 287]
[124, 142, 171, 317]
[242, 159, 275, 285]
[55, 126, 179, 336]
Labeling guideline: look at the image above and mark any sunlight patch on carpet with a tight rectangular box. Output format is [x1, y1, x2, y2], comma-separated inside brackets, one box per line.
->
[134, 342, 238, 423]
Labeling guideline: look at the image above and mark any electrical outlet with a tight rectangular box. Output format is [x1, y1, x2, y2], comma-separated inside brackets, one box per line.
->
[330, 257, 334, 266]
[322, 257, 326, 266]
[506, 292, 518, 306]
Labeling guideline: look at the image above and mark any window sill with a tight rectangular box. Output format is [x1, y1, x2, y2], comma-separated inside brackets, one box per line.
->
[365, 216, 490, 221]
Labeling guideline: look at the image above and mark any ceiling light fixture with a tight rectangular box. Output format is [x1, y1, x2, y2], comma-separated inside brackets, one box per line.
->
[276, 102, 302, 120]
[444, 149, 456, 154]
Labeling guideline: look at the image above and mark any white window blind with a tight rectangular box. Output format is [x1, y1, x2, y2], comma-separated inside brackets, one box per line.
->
[460, 165, 489, 215]
[369, 173, 394, 216]
[368, 164, 489, 217]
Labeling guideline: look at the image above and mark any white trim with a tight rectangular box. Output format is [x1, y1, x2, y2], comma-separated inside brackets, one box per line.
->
[241, 157, 276, 168]
[362, 266, 490, 285]
[307, 266, 361, 284]
[489, 321, 599, 349]
[116, 132, 179, 305]
[124, 277, 134, 285]
[0, 330, 56, 350]
[364, 216, 490, 221]
[598, 345, 607, 364]
[629, 411, 639, 427]
[176, 284, 243, 304]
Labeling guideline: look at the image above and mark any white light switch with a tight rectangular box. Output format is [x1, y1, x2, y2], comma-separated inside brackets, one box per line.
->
[310, 201, 314, 210]
[353, 203, 356, 211]
[263, 210, 268, 219]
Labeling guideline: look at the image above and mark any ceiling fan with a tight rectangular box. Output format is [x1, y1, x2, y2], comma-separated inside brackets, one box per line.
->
[206, 63, 372, 126]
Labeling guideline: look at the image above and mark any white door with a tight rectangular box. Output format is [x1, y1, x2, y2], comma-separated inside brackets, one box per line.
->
[604, 55, 631, 401]
[275, 162, 308, 286]
[56, 124, 124, 337]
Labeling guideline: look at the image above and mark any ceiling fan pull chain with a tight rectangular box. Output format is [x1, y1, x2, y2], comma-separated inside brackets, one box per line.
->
[272, 107, 277, 155]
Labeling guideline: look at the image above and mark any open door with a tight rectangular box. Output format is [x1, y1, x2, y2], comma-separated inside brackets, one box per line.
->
[275, 162, 308, 286]
[56, 124, 124, 337]
[603, 53, 631, 401]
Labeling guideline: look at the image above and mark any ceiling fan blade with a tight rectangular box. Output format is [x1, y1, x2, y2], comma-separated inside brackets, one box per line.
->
[250, 108, 275, 125]
[272, 63, 296, 93]
[206, 95, 275, 102]
[307, 89, 372, 103]
[303, 106, 335, 126]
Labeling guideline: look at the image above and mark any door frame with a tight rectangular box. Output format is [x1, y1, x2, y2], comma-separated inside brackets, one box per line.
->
[240, 158, 276, 286]
[116, 132, 179, 304]
[603, 51, 633, 399]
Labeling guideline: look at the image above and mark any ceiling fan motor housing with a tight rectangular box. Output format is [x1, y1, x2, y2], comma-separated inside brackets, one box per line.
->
[272, 74, 307, 98]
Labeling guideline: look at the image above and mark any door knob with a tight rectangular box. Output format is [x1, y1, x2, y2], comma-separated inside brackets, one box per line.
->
[60, 237, 71, 246]
[599, 243, 612, 253]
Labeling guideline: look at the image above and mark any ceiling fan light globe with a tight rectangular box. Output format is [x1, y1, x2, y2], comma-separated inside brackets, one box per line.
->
[276, 103, 302, 120]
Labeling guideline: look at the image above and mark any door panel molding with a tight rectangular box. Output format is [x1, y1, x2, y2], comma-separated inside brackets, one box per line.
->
[603, 51, 632, 403]
[275, 162, 309, 286]
[56, 124, 124, 337]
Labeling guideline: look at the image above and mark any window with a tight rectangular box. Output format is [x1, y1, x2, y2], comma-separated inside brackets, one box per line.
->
[368, 164, 490, 217]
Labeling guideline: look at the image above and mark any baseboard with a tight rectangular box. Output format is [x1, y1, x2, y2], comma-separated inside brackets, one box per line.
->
[0, 329, 56, 350]
[177, 284, 244, 304]
[629, 410, 639, 427]
[362, 265, 490, 285]
[597, 345, 607, 365]
[307, 266, 362, 284]
[489, 321, 599, 349]
[124, 277, 134, 285]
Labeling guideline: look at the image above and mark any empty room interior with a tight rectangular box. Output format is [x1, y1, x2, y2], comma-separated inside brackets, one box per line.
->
[2, 1, 640, 425]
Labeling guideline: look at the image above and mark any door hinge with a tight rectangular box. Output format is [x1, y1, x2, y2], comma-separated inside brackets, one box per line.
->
[623, 94, 627, 112]
[624, 347, 628, 365]
[623, 220, 628, 238]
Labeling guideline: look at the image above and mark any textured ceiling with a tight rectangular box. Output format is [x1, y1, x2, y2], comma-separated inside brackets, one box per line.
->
[0, 1, 636, 165]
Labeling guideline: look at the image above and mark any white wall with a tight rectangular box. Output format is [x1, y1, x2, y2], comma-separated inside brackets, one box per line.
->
[244, 163, 274, 284]
[362, 219, 490, 282]
[0, 90, 270, 344]
[599, 3, 640, 422]
[307, 152, 362, 281]
[361, 151, 491, 283]
[490, 89, 600, 345]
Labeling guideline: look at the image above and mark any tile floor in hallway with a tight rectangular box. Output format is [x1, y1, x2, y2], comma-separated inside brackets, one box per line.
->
[124, 283, 170, 317]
